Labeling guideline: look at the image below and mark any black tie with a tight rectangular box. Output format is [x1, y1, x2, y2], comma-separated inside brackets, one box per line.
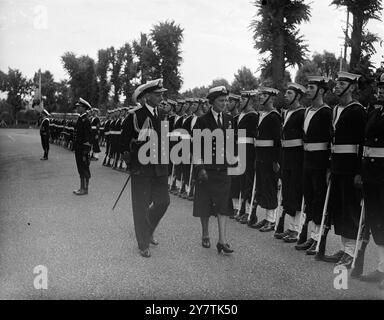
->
[154, 108, 158, 119]
[217, 113, 223, 128]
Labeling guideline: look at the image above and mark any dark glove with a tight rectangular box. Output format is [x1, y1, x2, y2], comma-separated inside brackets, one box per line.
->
[197, 168, 208, 183]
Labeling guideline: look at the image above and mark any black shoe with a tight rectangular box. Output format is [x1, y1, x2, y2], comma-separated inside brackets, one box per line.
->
[274, 230, 290, 240]
[139, 248, 151, 258]
[295, 238, 314, 251]
[283, 230, 299, 243]
[322, 250, 344, 263]
[239, 215, 249, 224]
[202, 237, 211, 248]
[251, 219, 267, 229]
[40, 157, 48, 160]
[306, 241, 318, 255]
[259, 221, 276, 232]
[335, 253, 353, 269]
[216, 243, 234, 254]
[247, 211, 258, 227]
[359, 270, 384, 283]
[235, 213, 245, 222]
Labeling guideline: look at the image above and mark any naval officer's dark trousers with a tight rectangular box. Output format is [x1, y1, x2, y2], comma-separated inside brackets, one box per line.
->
[131, 174, 170, 250]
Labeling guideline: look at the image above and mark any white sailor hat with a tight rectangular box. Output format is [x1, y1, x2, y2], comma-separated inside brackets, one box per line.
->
[286, 82, 306, 95]
[240, 90, 258, 98]
[228, 93, 241, 101]
[336, 71, 361, 83]
[167, 99, 177, 106]
[206, 86, 229, 102]
[176, 99, 186, 104]
[75, 97, 92, 110]
[132, 79, 167, 103]
[258, 87, 280, 96]
[307, 75, 329, 89]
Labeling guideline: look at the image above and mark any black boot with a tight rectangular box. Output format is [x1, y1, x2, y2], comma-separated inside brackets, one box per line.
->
[274, 212, 285, 238]
[297, 221, 308, 245]
[73, 178, 86, 195]
[247, 208, 258, 227]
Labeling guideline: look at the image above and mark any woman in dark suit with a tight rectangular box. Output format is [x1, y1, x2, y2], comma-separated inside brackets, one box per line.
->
[192, 86, 235, 254]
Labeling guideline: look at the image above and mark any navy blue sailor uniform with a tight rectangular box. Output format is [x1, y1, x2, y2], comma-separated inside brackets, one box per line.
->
[230, 113, 242, 201]
[237, 111, 259, 212]
[40, 116, 50, 159]
[302, 105, 332, 240]
[255, 110, 281, 213]
[328, 101, 366, 245]
[91, 116, 101, 154]
[180, 114, 194, 197]
[362, 105, 384, 246]
[120, 104, 170, 251]
[193, 109, 233, 217]
[281, 108, 305, 218]
[74, 113, 92, 180]
[173, 115, 186, 187]
[102, 118, 111, 165]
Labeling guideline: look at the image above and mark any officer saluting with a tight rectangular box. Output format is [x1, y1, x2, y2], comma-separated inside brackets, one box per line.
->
[360, 73, 384, 289]
[120, 79, 170, 258]
[73, 98, 92, 196]
[40, 109, 51, 160]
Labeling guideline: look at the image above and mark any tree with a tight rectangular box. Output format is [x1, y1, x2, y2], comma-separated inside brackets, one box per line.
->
[150, 20, 184, 98]
[54, 80, 71, 113]
[108, 46, 125, 104]
[332, 0, 382, 70]
[182, 86, 209, 98]
[61, 52, 98, 107]
[132, 33, 160, 83]
[119, 43, 136, 106]
[96, 49, 111, 108]
[231, 67, 260, 94]
[2, 68, 31, 121]
[250, 0, 311, 89]
[210, 78, 231, 89]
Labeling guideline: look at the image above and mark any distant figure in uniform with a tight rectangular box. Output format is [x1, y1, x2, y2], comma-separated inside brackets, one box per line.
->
[73, 98, 92, 196]
[40, 109, 51, 160]
[193, 86, 234, 254]
[90, 108, 101, 161]
[360, 73, 384, 289]
[121, 79, 170, 258]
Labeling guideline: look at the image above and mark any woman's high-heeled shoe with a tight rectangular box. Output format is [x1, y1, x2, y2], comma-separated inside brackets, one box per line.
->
[202, 237, 211, 248]
[216, 243, 234, 254]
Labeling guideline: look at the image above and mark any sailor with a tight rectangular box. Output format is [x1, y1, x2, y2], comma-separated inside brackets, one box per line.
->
[39, 109, 51, 160]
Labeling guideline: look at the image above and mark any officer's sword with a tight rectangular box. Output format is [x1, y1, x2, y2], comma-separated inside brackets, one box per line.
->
[112, 174, 131, 211]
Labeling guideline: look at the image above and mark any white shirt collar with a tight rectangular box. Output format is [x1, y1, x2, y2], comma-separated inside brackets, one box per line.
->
[145, 103, 157, 116]
[211, 108, 222, 120]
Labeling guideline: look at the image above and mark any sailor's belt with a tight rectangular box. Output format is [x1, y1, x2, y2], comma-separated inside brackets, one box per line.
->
[331, 144, 359, 154]
[363, 146, 384, 158]
[109, 131, 121, 134]
[99, 127, 104, 130]
[91, 126, 97, 129]
[303, 142, 328, 151]
[104, 132, 110, 135]
[281, 139, 303, 148]
[255, 140, 274, 147]
[238, 137, 255, 144]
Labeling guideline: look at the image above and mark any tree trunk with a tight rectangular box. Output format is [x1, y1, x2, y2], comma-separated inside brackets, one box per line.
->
[271, 4, 285, 90]
[349, 11, 363, 71]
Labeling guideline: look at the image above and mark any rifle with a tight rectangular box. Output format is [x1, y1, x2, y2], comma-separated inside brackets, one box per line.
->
[351, 201, 370, 278]
[274, 179, 283, 231]
[235, 191, 242, 218]
[247, 173, 257, 221]
[315, 180, 332, 259]
[112, 174, 131, 211]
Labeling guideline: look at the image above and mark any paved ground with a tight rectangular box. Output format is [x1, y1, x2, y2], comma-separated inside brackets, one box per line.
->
[0, 128, 383, 300]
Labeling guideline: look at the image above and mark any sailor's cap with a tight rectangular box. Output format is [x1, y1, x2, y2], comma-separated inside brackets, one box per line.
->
[336, 71, 361, 83]
[286, 83, 306, 95]
[206, 86, 229, 102]
[75, 97, 92, 110]
[228, 93, 241, 101]
[258, 87, 280, 96]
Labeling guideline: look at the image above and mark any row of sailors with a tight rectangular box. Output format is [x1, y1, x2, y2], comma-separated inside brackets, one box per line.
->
[114, 71, 383, 285]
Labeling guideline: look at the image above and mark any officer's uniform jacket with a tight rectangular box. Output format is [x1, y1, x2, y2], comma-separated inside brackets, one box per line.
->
[331, 101, 366, 175]
[303, 105, 332, 170]
[362, 105, 384, 184]
[255, 110, 281, 164]
[74, 113, 92, 152]
[120, 104, 168, 177]
[281, 108, 305, 170]
[40, 117, 50, 137]
[194, 108, 232, 172]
